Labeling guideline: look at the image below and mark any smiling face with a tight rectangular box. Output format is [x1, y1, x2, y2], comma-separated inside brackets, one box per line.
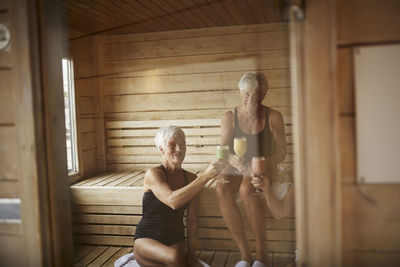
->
[240, 87, 266, 112]
[161, 131, 186, 164]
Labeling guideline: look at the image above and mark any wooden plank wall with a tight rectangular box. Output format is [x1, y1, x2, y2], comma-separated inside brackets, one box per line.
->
[66, 36, 105, 180]
[0, 0, 53, 265]
[0, 1, 23, 265]
[98, 23, 292, 171]
[336, 0, 400, 265]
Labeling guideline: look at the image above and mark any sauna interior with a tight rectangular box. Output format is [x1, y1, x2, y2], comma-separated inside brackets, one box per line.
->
[63, 0, 295, 266]
[2, 0, 400, 266]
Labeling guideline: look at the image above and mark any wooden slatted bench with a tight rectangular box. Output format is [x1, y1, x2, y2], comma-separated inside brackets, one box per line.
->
[70, 118, 295, 266]
[73, 245, 295, 267]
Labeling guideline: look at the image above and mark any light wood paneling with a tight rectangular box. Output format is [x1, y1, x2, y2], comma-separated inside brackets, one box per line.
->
[104, 89, 290, 113]
[337, 0, 400, 46]
[0, 126, 19, 181]
[338, 117, 356, 184]
[104, 118, 293, 172]
[0, 180, 19, 198]
[0, 235, 24, 266]
[81, 132, 96, 151]
[98, 25, 291, 162]
[0, 222, 22, 235]
[342, 185, 400, 251]
[335, 2, 400, 263]
[299, 0, 341, 265]
[67, 36, 101, 177]
[77, 118, 95, 133]
[101, 69, 290, 95]
[101, 31, 289, 61]
[101, 24, 288, 44]
[0, 70, 15, 124]
[343, 251, 400, 267]
[74, 60, 93, 78]
[75, 78, 95, 97]
[104, 106, 292, 121]
[63, 0, 286, 40]
[337, 48, 355, 115]
[100, 49, 289, 77]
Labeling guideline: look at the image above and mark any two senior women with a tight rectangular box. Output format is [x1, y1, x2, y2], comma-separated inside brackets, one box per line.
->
[133, 126, 223, 267]
[217, 72, 287, 267]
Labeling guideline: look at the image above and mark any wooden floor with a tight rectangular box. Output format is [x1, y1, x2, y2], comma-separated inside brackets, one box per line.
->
[73, 245, 295, 267]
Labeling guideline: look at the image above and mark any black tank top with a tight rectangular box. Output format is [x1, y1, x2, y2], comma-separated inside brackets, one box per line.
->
[140, 165, 188, 223]
[229, 107, 273, 163]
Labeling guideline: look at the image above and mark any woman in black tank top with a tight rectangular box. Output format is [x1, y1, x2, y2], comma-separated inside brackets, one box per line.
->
[133, 126, 223, 267]
[216, 72, 287, 267]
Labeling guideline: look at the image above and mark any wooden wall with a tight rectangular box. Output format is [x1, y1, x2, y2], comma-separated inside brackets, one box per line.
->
[97, 23, 292, 171]
[0, 0, 57, 265]
[67, 36, 105, 181]
[0, 1, 24, 265]
[336, 0, 400, 265]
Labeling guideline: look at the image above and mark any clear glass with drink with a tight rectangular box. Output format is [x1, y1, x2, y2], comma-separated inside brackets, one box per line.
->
[233, 137, 247, 157]
[216, 145, 230, 183]
[251, 156, 266, 195]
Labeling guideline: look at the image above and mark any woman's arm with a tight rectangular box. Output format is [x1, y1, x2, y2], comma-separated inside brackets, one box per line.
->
[263, 185, 294, 220]
[186, 193, 199, 266]
[251, 175, 294, 220]
[267, 110, 287, 168]
[145, 164, 220, 210]
[221, 110, 249, 173]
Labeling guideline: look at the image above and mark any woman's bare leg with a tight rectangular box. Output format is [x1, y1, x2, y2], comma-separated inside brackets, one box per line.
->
[216, 173, 252, 263]
[240, 176, 268, 265]
[134, 239, 185, 267]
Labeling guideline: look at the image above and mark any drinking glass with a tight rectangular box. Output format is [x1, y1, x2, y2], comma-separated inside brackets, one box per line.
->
[216, 145, 230, 183]
[233, 137, 249, 178]
[233, 137, 247, 157]
[251, 156, 266, 195]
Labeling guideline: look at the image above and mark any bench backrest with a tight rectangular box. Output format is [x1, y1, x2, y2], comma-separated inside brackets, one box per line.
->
[105, 119, 221, 172]
[105, 118, 293, 172]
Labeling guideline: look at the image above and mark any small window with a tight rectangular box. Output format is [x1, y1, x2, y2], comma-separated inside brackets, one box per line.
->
[62, 58, 79, 175]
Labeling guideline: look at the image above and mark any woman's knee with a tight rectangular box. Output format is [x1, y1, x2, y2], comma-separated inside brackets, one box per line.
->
[165, 249, 184, 266]
[216, 183, 236, 201]
[239, 181, 255, 199]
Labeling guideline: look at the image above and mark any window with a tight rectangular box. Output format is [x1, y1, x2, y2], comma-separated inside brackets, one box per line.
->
[62, 58, 79, 175]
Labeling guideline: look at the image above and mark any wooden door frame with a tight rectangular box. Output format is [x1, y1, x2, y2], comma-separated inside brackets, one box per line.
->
[290, 0, 342, 266]
[26, 0, 74, 265]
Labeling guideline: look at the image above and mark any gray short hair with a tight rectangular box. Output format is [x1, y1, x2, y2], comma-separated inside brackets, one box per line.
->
[238, 72, 268, 95]
[154, 125, 185, 151]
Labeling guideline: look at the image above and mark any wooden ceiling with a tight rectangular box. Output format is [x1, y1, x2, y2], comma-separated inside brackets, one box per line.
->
[63, 0, 285, 39]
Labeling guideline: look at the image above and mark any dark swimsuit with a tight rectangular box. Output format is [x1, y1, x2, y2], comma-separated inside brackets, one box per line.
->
[229, 107, 274, 163]
[134, 165, 189, 246]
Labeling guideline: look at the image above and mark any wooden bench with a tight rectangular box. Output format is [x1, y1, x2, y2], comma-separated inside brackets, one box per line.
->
[70, 118, 295, 264]
[73, 245, 295, 267]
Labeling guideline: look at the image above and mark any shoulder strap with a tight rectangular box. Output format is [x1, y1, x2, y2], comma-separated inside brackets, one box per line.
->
[160, 164, 169, 183]
[234, 107, 239, 129]
[183, 169, 190, 185]
[264, 108, 272, 134]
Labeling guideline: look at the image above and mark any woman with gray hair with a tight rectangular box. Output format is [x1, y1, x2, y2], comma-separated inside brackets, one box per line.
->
[216, 72, 287, 267]
[132, 125, 223, 267]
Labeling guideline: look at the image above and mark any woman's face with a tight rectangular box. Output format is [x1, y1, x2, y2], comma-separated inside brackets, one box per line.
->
[240, 87, 265, 109]
[162, 132, 186, 164]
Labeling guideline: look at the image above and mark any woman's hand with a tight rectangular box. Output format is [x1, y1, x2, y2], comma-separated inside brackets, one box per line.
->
[251, 173, 271, 191]
[229, 154, 250, 174]
[203, 159, 226, 181]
